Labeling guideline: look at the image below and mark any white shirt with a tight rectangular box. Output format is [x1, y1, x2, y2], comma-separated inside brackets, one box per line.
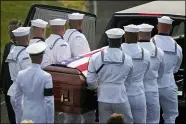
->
[122, 43, 150, 96]
[63, 29, 90, 57]
[29, 38, 44, 45]
[41, 34, 71, 68]
[14, 64, 54, 123]
[6, 46, 31, 96]
[152, 35, 183, 88]
[87, 47, 133, 103]
[139, 41, 165, 92]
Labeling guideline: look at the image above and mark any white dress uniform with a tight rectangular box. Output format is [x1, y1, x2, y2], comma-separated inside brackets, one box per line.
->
[138, 24, 165, 123]
[5, 27, 32, 123]
[63, 13, 93, 124]
[14, 42, 54, 123]
[151, 16, 183, 124]
[63, 13, 90, 57]
[41, 18, 71, 68]
[87, 28, 133, 123]
[122, 25, 150, 124]
[29, 19, 48, 45]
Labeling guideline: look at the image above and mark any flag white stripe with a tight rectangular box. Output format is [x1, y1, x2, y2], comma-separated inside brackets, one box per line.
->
[68, 56, 90, 68]
[82, 70, 88, 77]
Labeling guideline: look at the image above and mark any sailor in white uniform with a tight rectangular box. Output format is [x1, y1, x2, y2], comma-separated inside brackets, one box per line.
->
[29, 19, 48, 45]
[5, 27, 32, 122]
[63, 13, 90, 57]
[14, 42, 54, 123]
[87, 28, 133, 123]
[138, 24, 165, 124]
[41, 18, 71, 68]
[122, 24, 150, 124]
[63, 13, 93, 123]
[152, 16, 183, 124]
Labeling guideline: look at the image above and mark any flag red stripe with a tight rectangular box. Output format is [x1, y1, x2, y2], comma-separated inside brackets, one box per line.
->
[76, 62, 89, 72]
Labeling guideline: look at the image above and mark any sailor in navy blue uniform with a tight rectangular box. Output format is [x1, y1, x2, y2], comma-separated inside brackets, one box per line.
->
[87, 28, 134, 123]
[29, 19, 48, 45]
[14, 42, 54, 123]
[138, 23, 165, 124]
[151, 16, 183, 124]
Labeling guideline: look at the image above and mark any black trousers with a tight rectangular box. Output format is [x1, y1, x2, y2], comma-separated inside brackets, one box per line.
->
[4, 92, 16, 124]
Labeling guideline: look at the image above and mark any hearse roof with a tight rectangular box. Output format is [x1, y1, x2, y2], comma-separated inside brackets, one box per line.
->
[116, 1, 185, 16]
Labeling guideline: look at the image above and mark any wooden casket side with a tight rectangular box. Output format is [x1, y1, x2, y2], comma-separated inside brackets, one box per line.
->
[44, 65, 97, 114]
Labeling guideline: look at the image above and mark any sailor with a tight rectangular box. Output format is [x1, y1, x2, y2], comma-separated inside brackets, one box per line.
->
[63, 13, 91, 57]
[87, 28, 134, 123]
[152, 16, 183, 123]
[122, 24, 150, 123]
[41, 18, 71, 68]
[29, 19, 48, 45]
[14, 42, 54, 123]
[0, 19, 22, 124]
[63, 13, 93, 124]
[5, 27, 32, 121]
[138, 23, 165, 124]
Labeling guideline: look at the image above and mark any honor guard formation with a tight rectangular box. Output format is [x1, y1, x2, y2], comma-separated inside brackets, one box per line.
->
[0, 12, 183, 124]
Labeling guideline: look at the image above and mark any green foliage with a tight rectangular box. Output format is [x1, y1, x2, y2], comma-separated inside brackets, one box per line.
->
[1, 1, 87, 63]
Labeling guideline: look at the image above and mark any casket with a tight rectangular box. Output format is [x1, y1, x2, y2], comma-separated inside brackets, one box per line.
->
[44, 65, 97, 114]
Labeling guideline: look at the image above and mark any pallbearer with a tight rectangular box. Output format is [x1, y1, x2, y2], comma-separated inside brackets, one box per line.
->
[41, 18, 71, 68]
[29, 19, 48, 45]
[152, 16, 183, 123]
[14, 42, 54, 123]
[87, 28, 133, 123]
[138, 23, 164, 124]
[122, 24, 150, 123]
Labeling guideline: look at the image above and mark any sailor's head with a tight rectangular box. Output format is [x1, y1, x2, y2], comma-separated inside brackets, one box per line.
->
[123, 24, 139, 43]
[137, 23, 154, 41]
[12, 27, 30, 46]
[49, 18, 66, 36]
[68, 13, 84, 31]
[105, 28, 125, 48]
[157, 16, 174, 35]
[26, 42, 47, 64]
[8, 19, 22, 43]
[31, 19, 48, 39]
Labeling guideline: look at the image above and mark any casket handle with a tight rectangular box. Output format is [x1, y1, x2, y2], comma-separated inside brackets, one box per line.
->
[61, 95, 69, 102]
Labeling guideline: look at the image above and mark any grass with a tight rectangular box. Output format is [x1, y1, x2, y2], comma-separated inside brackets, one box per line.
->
[0, 0, 87, 63]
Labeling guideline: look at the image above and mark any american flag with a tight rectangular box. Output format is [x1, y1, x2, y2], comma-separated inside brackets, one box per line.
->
[61, 47, 105, 77]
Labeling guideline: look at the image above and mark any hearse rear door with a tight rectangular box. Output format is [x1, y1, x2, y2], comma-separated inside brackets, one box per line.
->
[24, 4, 97, 50]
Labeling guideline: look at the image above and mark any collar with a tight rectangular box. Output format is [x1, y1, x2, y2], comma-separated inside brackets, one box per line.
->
[158, 33, 169, 36]
[32, 37, 45, 41]
[139, 42, 156, 56]
[50, 34, 63, 39]
[31, 63, 41, 69]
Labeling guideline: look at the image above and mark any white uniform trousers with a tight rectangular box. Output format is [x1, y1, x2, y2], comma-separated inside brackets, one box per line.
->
[64, 110, 95, 123]
[145, 92, 160, 124]
[128, 93, 146, 124]
[159, 86, 178, 124]
[98, 101, 133, 123]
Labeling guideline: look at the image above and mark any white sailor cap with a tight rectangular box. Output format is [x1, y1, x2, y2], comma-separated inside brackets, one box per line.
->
[138, 23, 154, 32]
[49, 18, 66, 26]
[12, 27, 30, 36]
[26, 42, 47, 55]
[158, 16, 174, 24]
[105, 28, 125, 39]
[68, 13, 84, 20]
[31, 19, 48, 28]
[124, 24, 139, 33]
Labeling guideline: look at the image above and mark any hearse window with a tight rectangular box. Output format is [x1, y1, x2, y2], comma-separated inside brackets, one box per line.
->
[172, 22, 185, 37]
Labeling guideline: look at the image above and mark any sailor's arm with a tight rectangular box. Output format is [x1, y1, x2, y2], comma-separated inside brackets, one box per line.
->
[86, 56, 98, 90]
[158, 48, 165, 78]
[173, 46, 183, 73]
[44, 73, 54, 123]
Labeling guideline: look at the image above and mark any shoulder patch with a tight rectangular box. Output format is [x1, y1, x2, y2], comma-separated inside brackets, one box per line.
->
[22, 57, 29, 60]
[60, 44, 67, 47]
[76, 35, 82, 38]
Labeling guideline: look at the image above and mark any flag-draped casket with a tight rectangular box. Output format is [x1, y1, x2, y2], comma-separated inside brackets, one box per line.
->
[44, 47, 105, 114]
